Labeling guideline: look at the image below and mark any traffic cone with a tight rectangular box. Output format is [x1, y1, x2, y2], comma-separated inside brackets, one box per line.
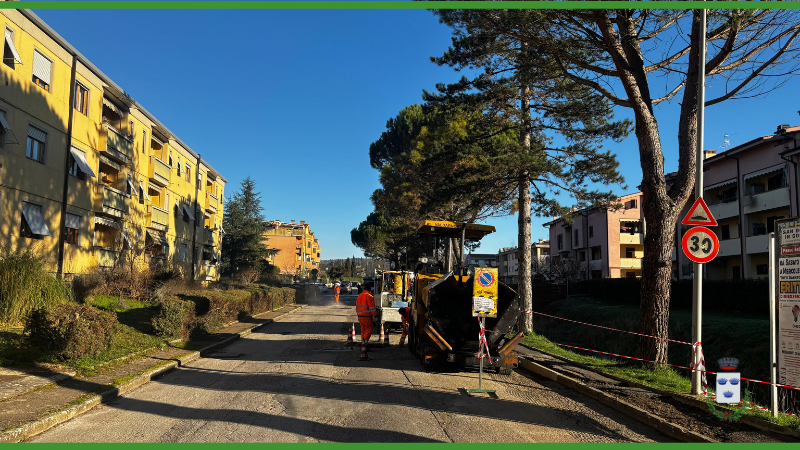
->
[359, 340, 370, 361]
[347, 323, 355, 344]
[379, 323, 385, 347]
[399, 324, 407, 346]
[384, 327, 390, 347]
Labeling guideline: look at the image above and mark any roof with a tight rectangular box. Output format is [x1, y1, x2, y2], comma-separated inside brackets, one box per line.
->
[18, 9, 226, 183]
[416, 220, 496, 240]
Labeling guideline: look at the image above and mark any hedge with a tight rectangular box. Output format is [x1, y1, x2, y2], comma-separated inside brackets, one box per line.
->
[178, 286, 296, 334]
[25, 304, 117, 360]
[151, 296, 196, 339]
[568, 278, 770, 314]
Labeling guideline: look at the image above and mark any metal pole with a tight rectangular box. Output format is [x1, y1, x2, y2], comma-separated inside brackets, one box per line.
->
[691, 7, 707, 396]
[769, 232, 778, 417]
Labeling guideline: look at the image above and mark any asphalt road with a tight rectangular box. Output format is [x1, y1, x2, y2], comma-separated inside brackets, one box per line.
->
[32, 292, 670, 442]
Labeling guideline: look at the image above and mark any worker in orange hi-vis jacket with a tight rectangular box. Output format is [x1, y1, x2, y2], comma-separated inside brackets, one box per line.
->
[334, 284, 341, 303]
[355, 282, 378, 345]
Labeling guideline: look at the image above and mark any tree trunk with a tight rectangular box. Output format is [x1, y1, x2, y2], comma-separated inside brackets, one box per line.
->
[518, 44, 533, 333]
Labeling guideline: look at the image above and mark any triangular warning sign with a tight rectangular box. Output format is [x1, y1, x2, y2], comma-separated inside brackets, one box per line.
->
[682, 197, 717, 226]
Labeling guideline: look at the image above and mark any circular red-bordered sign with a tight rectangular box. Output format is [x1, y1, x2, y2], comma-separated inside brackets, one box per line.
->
[681, 226, 719, 263]
[477, 270, 496, 288]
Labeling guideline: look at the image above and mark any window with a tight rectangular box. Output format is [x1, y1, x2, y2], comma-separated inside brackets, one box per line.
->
[20, 202, 50, 239]
[768, 173, 786, 191]
[129, 120, 135, 139]
[625, 199, 638, 210]
[193, 246, 199, 264]
[589, 226, 593, 238]
[168, 151, 174, 166]
[68, 150, 85, 180]
[26, 126, 47, 164]
[767, 216, 783, 234]
[732, 266, 740, 280]
[32, 49, 52, 92]
[166, 193, 170, 213]
[176, 156, 181, 176]
[185, 164, 190, 183]
[557, 234, 563, 250]
[756, 264, 768, 275]
[574, 229, 579, 246]
[721, 224, 730, 240]
[142, 131, 147, 154]
[65, 213, 80, 245]
[4, 27, 22, 69]
[626, 272, 637, 278]
[180, 243, 187, 262]
[197, 172, 202, 189]
[0, 109, 9, 149]
[74, 82, 89, 116]
[625, 247, 635, 258]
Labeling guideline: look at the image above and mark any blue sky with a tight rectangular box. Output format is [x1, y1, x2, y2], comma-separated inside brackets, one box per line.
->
[34, 8, 800, 259]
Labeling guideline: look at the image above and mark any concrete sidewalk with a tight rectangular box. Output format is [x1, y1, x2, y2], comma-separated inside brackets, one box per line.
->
[0, 303, 306, 443]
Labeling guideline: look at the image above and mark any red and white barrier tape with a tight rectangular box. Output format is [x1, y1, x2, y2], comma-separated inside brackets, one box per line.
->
[477, 318, 492, 363]
[691, 342, 708, 396]
[526, 310, 692, 346]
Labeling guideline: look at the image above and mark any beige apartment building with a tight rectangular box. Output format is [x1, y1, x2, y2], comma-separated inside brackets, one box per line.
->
[497, 240, 550, 284]
[546, 193, 645, 279]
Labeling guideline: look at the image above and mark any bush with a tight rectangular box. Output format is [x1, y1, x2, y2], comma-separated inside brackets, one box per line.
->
[151, 296, 195, 339]
[0, 249, 73, 324]
[25, 303, 117, 360]
[568, 278, 770, 314]
[233, 268, 259, 285]
[196, 294, 239, 334]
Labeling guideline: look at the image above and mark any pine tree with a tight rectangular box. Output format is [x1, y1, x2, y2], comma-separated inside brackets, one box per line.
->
[221, 176, 270, 273]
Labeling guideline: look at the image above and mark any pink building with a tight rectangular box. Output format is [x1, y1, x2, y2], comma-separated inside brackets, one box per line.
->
[545, 192, 645, 279]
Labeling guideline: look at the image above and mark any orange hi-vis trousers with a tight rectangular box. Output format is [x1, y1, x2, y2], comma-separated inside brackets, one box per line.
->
[358, 316, 374, 341]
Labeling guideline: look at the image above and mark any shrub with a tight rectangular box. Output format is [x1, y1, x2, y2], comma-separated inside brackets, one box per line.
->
[0, 249, 73, 324]
[196, 294, 238, 334]
[151, 296, 196, 339]
[233, 268, 260, 285]
[71, 269, 104, 301]
[25, 303, 117, 360]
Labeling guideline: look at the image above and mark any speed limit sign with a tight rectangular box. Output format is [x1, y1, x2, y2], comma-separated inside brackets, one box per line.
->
[681, 226, 719, 263]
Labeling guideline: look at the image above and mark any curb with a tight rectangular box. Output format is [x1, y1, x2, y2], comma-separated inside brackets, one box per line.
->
[518, 358, 717, 443]
[519, 344, 800, 440]
[0, 304, 306, 443]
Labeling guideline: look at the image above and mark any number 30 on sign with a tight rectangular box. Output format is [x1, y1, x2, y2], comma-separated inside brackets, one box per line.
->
[681, 226, 719, 263]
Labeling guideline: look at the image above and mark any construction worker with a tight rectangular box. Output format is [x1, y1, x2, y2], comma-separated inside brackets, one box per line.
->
[334, 283, 341, 303]
[355, 282, 378, 346]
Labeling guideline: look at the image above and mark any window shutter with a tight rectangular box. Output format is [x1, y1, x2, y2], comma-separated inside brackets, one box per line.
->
[27, 125, 47, 142]
[65, 213, 80, 230]
[32, 50, 52, 83]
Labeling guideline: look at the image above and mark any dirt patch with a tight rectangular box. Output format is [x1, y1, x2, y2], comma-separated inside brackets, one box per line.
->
[583, 379, 793, 442]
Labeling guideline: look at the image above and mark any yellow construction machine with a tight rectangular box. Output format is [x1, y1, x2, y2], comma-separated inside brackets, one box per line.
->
[407, 220, 525, 373]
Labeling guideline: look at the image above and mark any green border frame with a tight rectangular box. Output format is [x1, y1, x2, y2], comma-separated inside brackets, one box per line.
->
[1, 1, 800, 11]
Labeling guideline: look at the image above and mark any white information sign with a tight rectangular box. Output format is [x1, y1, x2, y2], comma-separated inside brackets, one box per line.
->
[782, 226, 800, 246]
[472, 297, 495, 313]
[777, 256, 800, 388]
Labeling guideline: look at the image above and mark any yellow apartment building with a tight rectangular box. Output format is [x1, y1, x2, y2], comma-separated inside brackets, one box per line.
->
[263, 220, 321, 276]
[1, 9, 226, 281]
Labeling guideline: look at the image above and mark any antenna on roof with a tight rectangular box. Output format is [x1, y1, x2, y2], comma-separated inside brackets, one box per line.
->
[719, 133, 736, 150]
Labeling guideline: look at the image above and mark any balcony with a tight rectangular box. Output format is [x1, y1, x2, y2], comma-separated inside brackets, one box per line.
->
[206, 192, 218, 213]
[746, 234, 769, 254]
[205, 228, 216, 246]
[149, 156, 170, 187]
[96, 184, 128, 218]
[708, 199, 739, 220]
[589, 259, 601, 271]
[147, 205, 169, 231]
[102, 124, 132, 164]
[743, 187, 790, 215]
[620, 233, 643, 245]
[96, 247, 119, 268]
[619, 258, 642, 269]
[718, 238, 741, 257]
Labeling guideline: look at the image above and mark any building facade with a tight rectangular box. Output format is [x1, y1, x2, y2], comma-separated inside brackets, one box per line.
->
[263, 220, 321, 276]
[1, 9, 226, 280]
[497, 240, 550, 285]
[546, 193, 645, 279]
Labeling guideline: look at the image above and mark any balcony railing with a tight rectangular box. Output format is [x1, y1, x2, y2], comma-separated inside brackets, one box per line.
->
[619, 233, 643, 245]
[589, 260, 601, 271]
[746, 234, 769, 254]
[97, 247, 119, 268]
[96, 184, 128, 218]
[743, 187, 790, 215]
[708, 199, 739, 220]
[718, 238, 741, 257]
[102, 124, 132, 164]
[149, 156, 171, 187]
[205, 228, 215, 246]
[148, 205, 169, 231]
[619, 258, 642, 269]
[206, 192, 218, 213]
